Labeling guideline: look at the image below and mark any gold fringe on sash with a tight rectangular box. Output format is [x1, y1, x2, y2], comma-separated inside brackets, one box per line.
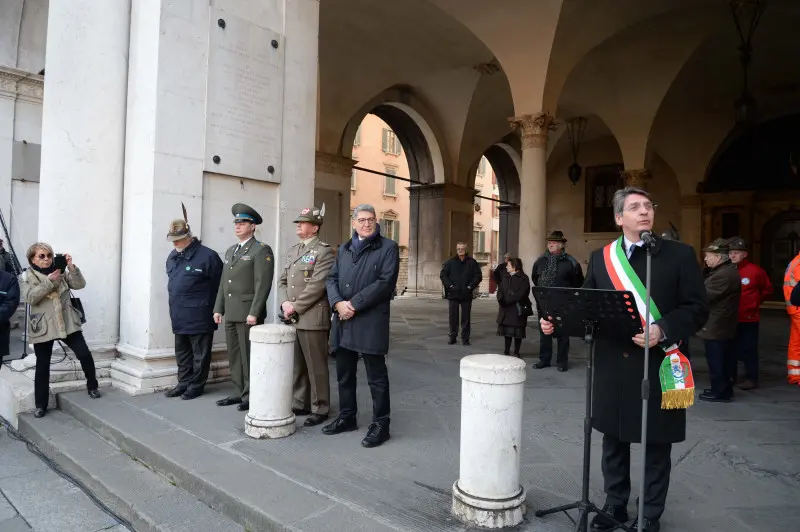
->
[661, 388, 694, 410]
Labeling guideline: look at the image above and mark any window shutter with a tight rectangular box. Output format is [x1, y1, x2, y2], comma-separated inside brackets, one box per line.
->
[479, 231, 486, 252]
[379, 218, 385, 233]
[382, 128, 388, 152]
[385, 176, 395, 195]
[394, 220, 400, 242]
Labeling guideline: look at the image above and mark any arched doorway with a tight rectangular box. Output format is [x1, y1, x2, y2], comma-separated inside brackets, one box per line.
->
[762, 210, 800, 302]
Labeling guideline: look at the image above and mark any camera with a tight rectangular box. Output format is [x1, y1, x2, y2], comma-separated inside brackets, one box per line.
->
[278, 310, 298, 325]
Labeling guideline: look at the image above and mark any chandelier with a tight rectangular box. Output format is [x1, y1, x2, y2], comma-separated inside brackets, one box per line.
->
[729, 0, 767, 128]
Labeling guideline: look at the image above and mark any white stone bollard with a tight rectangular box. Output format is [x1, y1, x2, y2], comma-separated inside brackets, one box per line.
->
[244, 324, 297, 439]
[452, 354, 527, 528]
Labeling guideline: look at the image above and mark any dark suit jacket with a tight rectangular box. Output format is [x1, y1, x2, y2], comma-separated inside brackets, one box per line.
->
[583, 237, 708, 444]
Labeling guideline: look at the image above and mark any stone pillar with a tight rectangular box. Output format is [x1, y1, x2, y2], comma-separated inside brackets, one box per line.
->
[245, 325, 297, 439]
[497, 204, 520, 258]
[510, 113, 555, 276]
[314, 151, 355, 247]
[621, 168, 652, 189]
[452, 354, 527, 528]
[38, 0, 130, 353]
[408, 182, 474, 296]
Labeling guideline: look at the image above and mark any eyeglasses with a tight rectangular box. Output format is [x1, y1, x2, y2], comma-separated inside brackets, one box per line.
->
[624, 202, 656, 213]
[356, 217, 376, 226]
[37, 253, 53, 259]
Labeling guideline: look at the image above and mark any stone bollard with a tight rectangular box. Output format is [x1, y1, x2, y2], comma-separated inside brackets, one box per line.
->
[452, 354, 527, 528]
[244, 324, 297, 439]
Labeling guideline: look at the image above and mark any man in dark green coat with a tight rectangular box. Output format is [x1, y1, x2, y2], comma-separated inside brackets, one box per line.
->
[213, 203, 274, 411]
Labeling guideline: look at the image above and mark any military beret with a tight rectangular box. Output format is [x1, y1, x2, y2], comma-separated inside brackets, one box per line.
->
[232, 203, 262, 225]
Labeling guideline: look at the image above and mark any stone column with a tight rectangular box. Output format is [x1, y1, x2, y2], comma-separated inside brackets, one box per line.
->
[510, 113, 555, 276]
[452, 354, 527, 528]
[38, 0, 131, 353]
[621, 168, 652, 189]
[314, 151, 355, 247]
[245, 325, 297, 439]
[408, 182, 474, 296]
[497, 204, 520, 258]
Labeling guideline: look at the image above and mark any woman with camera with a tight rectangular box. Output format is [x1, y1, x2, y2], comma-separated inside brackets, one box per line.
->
[496, 257, 532, 357]
[20, 243, 100, 418]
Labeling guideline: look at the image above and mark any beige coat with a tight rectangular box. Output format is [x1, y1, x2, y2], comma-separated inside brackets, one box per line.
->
[20, 267, 86, 344]
[277, 237, 334, 331]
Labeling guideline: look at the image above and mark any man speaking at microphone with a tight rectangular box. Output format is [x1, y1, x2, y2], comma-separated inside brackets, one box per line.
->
[541, 187, 708, 531]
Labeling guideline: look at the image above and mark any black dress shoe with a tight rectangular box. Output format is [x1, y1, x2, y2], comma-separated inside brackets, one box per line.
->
[88, 389, 102, 399]
[216, 397, 242, 406]
[630, 517, 660, 532]
[181, 389, 203, 400]
[292, 407, 311, 416]
[361, 422, 390, 448]
[164, 386, 187, 398]
[34, 408, 46, 418]
[462, 339, 470, 346]
[557, 366, 567, 372]
[590, 504, 629, 531]
[322, 416, 358, 435]
[303, 413, 328, 427]
[699, 392, 731, 403]
[533, 361, 551, 369]
[237, 401, 249, 411]
[447, 338, 457, 345]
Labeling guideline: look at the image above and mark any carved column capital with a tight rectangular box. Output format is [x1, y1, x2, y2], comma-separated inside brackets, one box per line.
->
[621, 168, 652, 189]
[315, 151, 356, 178]
[509, 112, 557, 149]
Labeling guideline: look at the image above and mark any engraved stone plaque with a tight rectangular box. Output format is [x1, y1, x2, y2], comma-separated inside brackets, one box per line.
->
[204, 8, 284, 182]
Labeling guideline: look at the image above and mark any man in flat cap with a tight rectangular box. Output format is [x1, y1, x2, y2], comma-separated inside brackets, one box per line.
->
[164, 210, 223, 400]
[213, 203, 274, 411]
[278, 205, 335, 427]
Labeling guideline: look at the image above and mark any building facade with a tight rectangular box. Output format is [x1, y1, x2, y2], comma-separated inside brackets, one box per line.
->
[1, 0, 799, 409]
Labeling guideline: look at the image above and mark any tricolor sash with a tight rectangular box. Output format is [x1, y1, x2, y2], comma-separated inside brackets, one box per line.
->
[602, 237, 695, 410]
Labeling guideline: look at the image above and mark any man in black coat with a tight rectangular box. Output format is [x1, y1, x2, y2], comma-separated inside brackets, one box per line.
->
[541, 187, 708, 532]
[0, 270, 20, 362]
[531, 230, 584, 371]
[323, 204, 400, 448]
[164, 217, 223, 400]
[440, 243, 482, 345]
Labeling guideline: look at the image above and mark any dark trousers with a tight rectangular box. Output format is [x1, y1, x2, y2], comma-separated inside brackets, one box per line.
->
[601, 434, 672, 521]
[335, 348, 390, 424]
[735, 322, 760, 383]
[0, 323, 9, 362]
[539, 328, 569, 366]
[174, 332, 213, 394]
[34, 331, 98, 409]
[704, 339, 735, 398]
[225, 320, 259, 401]
[448, 299, 472, 340]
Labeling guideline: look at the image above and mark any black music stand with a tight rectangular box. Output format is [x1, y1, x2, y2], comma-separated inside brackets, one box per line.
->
[532, 286, 643, 532]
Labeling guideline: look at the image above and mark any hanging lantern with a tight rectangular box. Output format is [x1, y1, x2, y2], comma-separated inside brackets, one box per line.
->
[729, 0, 767, 127]
[565, 116, 588, 186]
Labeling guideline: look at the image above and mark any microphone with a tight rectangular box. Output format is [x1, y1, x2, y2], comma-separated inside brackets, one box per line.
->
[639, 230, 656, 248]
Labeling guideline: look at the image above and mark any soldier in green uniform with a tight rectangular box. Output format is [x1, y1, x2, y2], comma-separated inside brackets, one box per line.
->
[213, 203, 274, 411]
[278, 205, 335, 427]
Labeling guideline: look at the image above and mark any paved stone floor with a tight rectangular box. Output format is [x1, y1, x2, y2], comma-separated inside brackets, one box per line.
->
[56, 298, 799, 531]
[0, 427, 126, 531]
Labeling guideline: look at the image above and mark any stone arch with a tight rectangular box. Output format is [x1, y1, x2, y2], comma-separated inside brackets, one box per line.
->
[339, 86, 449, 185]
[483, 138, 521, 259]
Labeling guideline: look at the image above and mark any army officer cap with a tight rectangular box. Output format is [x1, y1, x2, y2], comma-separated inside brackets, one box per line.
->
[293, 204, 326, 226]
[232, 203, 262, 225]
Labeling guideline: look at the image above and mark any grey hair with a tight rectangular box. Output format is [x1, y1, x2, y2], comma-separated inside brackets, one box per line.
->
[352, 204, 376, 220]
[612, 186, 653, 216]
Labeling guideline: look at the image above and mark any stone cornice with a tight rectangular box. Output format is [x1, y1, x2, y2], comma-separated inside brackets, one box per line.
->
[509, 112, 557, 149]
[0, 65, 44, 103]
[621, 168, 652, 188]
[315, 151, 356, 177]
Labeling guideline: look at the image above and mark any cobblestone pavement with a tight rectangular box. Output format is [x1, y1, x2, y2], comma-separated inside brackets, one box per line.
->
[47, 298, 798, 532]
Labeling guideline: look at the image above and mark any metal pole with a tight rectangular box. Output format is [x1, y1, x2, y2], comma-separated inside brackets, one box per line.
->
[637, 245, 653, 532]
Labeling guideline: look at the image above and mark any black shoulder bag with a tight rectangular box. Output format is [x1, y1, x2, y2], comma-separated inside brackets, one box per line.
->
[70, 291, 86, 324]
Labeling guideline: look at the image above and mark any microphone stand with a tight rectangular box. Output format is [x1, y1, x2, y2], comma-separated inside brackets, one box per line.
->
[636, 234, 654, 532]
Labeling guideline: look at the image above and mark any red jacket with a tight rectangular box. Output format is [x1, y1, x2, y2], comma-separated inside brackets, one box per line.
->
[737, 259, 772, 322]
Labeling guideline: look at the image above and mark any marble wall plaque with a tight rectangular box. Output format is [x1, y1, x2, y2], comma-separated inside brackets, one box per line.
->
[204, 8, 284, 182]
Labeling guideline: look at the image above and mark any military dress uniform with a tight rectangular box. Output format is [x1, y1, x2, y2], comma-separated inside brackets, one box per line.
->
[213, 204, 274, 409]
[277, 206, 334, 426]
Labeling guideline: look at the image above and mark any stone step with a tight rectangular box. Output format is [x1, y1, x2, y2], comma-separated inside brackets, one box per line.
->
[54, 389, 390, 531]
[17, 409, 244, 532]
